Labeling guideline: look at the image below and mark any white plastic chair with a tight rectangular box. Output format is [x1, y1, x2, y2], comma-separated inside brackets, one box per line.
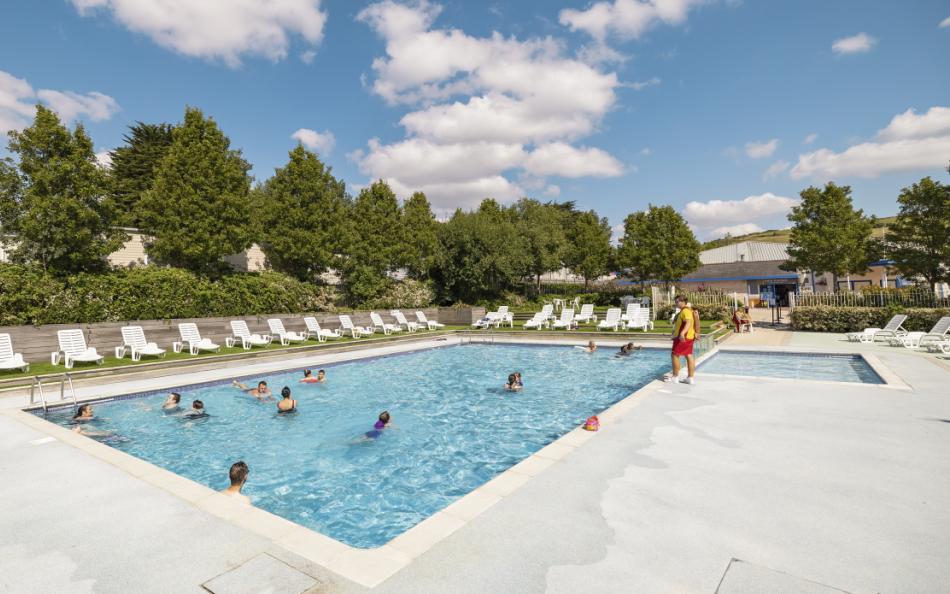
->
[620, 303, 641, 326]
[303, 317, 342, 342]
[496, 306, 514, 327]
[119, 326, 166, 361]
[0, 334, 28, 372]
[597, 308, 622, 331]
[54, 329, 103, 368]
[523, 312, 548, 330]
[370, 312, 402, 335]
[267, 319, 308, 345]
[846, 314, 907, 343]
[552, 308, 576, 330]
[626, 308, 654, 332]
[227, 320, 272, 349]
[339, 315, 374, 338]
[415, 311, 444, 330]
[391, 310, 420, 332]
[574, 304, 597, 324]
[177, 323, 220, 355]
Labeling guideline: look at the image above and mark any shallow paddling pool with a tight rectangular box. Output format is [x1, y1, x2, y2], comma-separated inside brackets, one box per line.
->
[40, 343, 671, 548]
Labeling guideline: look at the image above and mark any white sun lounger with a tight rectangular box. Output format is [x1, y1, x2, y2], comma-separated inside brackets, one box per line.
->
[303, 317, 342, 342]
[118, 326, 166, 361]
[340, 315, 374, 338]
[574, 304, 597, 324]
[54, 329, 104, 369]
[267, 319, 308, 345]
[370, 312, 402, 335]
[496, 306, 514, 327]
[472, 311, 501, 329]
[625, 308, 654, 331]
[538, 304, 555, 322]
[597, 308, 622, 331]
[227, 320, 272, 349]
[523, 312, 548, 330]
[416, 311, 444, 330]
[620, 303, 641, 326]
[552, 308, 576, 330]
[0, 334, 28, 372]
[921, 317, 950, 351]
[847, 314, 907, 343]
[177, 323, 220, 355]
[391, 310, 420, 332]
[888, 317, 950, 349]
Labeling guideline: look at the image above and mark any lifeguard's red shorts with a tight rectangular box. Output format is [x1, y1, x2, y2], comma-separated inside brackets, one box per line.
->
[672, 338, 694, 356]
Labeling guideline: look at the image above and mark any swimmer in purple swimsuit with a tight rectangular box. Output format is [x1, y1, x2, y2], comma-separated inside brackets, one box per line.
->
[364, 411, 392, 439]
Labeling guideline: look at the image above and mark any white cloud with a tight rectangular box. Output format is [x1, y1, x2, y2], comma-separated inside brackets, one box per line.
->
[804, 133, 817, 144]
[95, 149, 112, 169]
[711, 223, 764, 237]
[762, 160, 789, 180]
[790, 105, 950, 179]
[300, 50, 317, 64]
[939, 16, 950, 28]
[684, 192, 798, 238]
[629, 77, 661, 90]
[291, 128, 336, 155]
[69, 0, 327, 67]
[0, 70, 120, 134]
[543, 184, 561, 197]
[610, 222, 624, 245]
[523, 143, 624, 177]
[831, 32, 876, 54]
[355, 0, 625, 210]
[559, 0, 704, 42]
[744, 138, 778, 159]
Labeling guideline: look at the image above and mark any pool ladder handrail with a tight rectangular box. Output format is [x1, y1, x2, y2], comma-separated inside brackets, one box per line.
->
[29, 373, 78, 413]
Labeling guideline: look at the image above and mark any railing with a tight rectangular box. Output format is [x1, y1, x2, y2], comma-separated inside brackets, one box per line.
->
[792, 288, 950, 309]
[652, 286, 749, 309]
[28, 373, 78, 412]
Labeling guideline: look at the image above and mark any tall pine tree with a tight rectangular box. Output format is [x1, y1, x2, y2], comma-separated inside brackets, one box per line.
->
[106, 122, 174, 227]
[340, 180, 404, 303]
[137, 107, 252, 274]
[401, 191, 440, 280]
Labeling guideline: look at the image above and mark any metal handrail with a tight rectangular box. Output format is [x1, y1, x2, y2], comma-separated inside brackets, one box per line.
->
[29, 376, 47, 412]
[28, 373, 77, 413]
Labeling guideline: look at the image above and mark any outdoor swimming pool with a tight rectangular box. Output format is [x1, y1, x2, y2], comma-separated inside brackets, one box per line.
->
[41, 343, 670, 548]
[699, 350, 884, 384]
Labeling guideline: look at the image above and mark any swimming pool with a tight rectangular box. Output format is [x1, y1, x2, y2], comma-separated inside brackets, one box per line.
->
[699, 350, 884, 384]
[40, 343, 670, 548]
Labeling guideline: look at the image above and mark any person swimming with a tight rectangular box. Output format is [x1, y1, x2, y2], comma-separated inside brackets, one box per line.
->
[183, 399, 207, 417]
[277, 386, 297, 413]
[300, 369, 326, 384]
[221, 461, 252, 505]
[73, 404, 94, 421]
[504, 372, 524, 391]
[162, 392, 181, 410]
[575, 340, 597, 353]
[233, 380, 272, 401]
[363, 411, 392, 439]
[616, 342, 642, 357]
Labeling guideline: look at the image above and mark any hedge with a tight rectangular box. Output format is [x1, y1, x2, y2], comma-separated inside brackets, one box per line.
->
[789, 306, 950, 333]
[0, 264, 338, 326]
[657, 303, 732, 324]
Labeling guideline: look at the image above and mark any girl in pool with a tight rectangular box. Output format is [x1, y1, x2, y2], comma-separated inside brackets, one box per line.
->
[162, 393, 181, 410]
[73, 404, 94, 421]
[505, 373, 524, 391]
[300, 369, 326, 384]
[364, 411, 392, 439]
[277, 386, 297, 413]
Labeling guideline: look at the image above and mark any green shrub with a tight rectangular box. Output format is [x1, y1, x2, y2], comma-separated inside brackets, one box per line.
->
[365, 279, 435, 310]
[0, 264, 339, 325]
[790, 306, 950, 333]
[657, 303, 732, 324]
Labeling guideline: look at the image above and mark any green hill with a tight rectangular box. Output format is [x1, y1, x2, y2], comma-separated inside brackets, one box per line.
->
[701, 216, 896, 250]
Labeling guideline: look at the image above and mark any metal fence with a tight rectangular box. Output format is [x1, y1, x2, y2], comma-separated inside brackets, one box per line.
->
[791, 288, 950, 309]
[652, 287, 749, 309]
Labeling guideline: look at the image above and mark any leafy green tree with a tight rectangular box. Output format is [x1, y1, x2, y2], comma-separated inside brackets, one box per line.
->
[106, 122, 174, 227]
[784, 183, 876, 286]
[885, 176, 950, 291]
[0, 105, 125, 274]
[616, 205, 700, 286]
[512, 198, 568, 288]
[255, 145, 349, 281]
[401, 191, 440, 279]
[340, 180, 404, 304]
[434, 199, 528, 302]
[565, 210, 612, 287]
[137, 107, 252, 274]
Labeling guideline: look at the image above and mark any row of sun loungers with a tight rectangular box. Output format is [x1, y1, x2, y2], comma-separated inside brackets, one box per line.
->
[0, 311, 446, 371]
[845, 314, 950, 353]
[494, 303, 653, 332]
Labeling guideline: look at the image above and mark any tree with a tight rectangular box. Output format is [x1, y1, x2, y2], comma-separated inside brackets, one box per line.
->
[616, 205, 700, 286]
[434, 199, 528, 302]
[106, 122, 174, 227]
[784, 183, 876, 287]
[512, 198, 568, 288]
[885, 176, 950, 291]
[0, 105, 125, 274]
[255, 145, 349, 281]
[401, 191, 440, 279]
[340, 180, 404, 303]
[137, 107, 252, 274]
[565, 209, 612, 287]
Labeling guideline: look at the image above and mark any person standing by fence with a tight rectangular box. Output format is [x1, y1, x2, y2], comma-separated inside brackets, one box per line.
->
[666, 295, 697, 384]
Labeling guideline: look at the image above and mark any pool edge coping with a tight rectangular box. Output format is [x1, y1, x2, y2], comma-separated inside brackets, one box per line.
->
[4, 337, 671, 589]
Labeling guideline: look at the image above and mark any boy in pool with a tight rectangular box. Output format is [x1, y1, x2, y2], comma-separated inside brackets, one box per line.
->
[300, 369, 327, 384]
[184, 399, 207, 417]
[504, 373, 524, 391]
[162, 392, 181, 410]
[277, 386, 297, 413]
[576, 341, 597, 353]
[233, 380, 272, 401]
[221, 461, 252, 505]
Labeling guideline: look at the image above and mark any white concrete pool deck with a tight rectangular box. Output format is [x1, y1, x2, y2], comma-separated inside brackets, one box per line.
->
[1, 331, 949, 593]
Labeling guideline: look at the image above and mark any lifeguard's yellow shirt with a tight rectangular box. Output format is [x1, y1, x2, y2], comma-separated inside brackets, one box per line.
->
[674, 306, 696, 340]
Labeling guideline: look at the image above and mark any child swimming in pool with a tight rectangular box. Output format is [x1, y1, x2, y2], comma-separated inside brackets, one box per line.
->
[616, 343, 642, 357]
[73, 404, 95, 421]
[364, 411, 392, 439]
[233, 380, 273, 401]
[575, 341, 597, 353]
[504, 372, 524, 391]
[300, 369, 326, 384]
[183, 399, 207, 417]
[162, 392, 181, 410]
[277, 386, 297, 413]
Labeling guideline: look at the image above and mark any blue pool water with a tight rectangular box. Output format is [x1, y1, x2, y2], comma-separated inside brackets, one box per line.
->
[699, 351, 883, 384]
[42, 343, 670, 548]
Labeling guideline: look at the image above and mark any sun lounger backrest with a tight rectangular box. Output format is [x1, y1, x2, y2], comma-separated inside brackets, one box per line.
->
[0, 333, 14, 360]
[540, 304, 552, 316]
[415, 311, 428, 322]
[625, 303, 640, 316]
[561, 308, 574, 321]
[230, 320, 251, 338]
[882, 314, 907, 331]
[121, 326, 147, 350]
[370, 312, 385, 326]
[580, 304, 594, 315]
[303, 317, 320, 333]
[57, 329, 88, 356]
[929, 316, 950, 335]
[267, 319, 287, 336]
[498, 306, 509, 315]
[604, 308, 620, 323]
[339, 315, 355, 330]
[179, 323, 202, 343]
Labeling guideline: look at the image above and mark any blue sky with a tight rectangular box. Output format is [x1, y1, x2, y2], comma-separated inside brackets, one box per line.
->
[2, 0, 948, 239]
